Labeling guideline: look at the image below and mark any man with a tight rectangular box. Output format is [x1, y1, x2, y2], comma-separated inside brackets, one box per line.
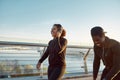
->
[91, 27, 120, 80]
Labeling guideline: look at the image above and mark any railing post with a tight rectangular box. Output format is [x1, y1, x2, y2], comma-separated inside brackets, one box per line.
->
[83, 48, 91, 74]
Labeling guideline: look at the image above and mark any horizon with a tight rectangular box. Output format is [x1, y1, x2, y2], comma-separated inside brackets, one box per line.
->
[0, 0, 120, 45]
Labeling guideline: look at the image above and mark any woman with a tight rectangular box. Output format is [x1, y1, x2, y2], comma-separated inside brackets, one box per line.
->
[36, 24, 67, 80]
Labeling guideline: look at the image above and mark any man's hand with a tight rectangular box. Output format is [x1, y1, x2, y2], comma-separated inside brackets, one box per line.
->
[36, 62, 41, 70]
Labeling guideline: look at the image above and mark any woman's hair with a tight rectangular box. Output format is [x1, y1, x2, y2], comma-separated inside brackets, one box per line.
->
[53, 24, 66, 38]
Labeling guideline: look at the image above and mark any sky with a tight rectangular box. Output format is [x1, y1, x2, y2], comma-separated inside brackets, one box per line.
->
[0, 0, 120, 45]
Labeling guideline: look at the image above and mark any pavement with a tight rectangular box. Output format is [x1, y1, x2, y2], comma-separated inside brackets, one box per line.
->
[0, 73, 101, 80]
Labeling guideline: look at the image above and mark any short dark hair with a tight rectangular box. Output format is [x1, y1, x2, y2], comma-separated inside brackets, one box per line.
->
[91, 26, 105, 37]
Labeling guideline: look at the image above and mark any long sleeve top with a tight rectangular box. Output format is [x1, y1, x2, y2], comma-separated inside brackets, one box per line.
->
[39, 37, 67, 67]
[93, 37, 120, 80]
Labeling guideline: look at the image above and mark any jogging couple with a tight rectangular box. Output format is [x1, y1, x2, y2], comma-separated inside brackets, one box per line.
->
[36, 24, 120, 80]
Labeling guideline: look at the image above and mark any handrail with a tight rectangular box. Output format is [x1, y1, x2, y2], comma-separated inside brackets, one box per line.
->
[0, 41, 93, 49]
[0, 41, 94, 78]
[0, 41, 47, 47]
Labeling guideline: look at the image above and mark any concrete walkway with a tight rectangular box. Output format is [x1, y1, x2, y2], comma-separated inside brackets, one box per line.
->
[65, 76, 100, 80]
[0, 76, 100, 80]
[0, 73, 101, 80]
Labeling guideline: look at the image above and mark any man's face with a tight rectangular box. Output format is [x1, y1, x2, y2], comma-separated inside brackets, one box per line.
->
[92, 35, 105, 47]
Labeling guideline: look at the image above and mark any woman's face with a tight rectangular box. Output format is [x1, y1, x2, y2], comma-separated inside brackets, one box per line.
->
[51, 26, 59, 38]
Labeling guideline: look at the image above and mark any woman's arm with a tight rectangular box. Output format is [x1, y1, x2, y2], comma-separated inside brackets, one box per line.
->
[36, 41, 51, 70]
[57, 38, 67, 54]
[39, 41, 51, 63]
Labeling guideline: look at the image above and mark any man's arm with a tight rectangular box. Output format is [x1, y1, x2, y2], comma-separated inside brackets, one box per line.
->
[93, 47, 101, 80]
[106, 44, 120, 80]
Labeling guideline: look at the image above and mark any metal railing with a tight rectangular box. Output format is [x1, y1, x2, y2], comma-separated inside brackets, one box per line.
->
[0, 41, 102, 78]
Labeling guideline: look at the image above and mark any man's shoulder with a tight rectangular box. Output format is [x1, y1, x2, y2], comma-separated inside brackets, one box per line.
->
[109, 38, 120, 48]
[93, 45, 102, 55]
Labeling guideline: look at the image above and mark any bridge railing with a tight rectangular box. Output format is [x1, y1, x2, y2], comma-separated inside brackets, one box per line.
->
[0, 41, 103, 78]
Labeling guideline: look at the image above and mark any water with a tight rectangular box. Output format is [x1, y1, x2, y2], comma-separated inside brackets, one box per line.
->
[0, 48, 104, 75]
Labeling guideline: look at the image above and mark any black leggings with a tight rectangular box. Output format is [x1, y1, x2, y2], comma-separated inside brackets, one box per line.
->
[48, 66, 65, 80]
[101, 68, 120, 80]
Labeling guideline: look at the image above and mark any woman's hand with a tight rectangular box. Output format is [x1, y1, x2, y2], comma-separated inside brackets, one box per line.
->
[36, 62, 41, 70]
